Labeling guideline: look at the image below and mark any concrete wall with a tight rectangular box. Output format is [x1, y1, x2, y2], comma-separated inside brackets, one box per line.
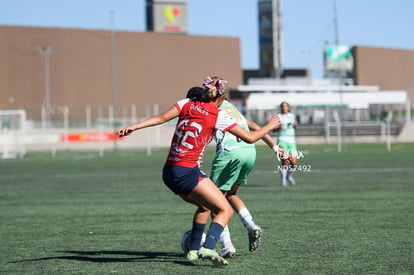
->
[353, 46, 414, 104]
[10, 125, 411, 156]
[0, 26, 243, 120]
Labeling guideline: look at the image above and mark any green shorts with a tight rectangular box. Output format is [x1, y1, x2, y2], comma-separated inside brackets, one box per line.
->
[210, 147, 256, 191]
[277, 140, 297, 156]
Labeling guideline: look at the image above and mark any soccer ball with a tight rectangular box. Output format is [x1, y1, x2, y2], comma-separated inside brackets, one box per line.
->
[180, 230, 207, 254]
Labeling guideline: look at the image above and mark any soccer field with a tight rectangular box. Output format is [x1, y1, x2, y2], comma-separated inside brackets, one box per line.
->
[1, 143, 413, 274]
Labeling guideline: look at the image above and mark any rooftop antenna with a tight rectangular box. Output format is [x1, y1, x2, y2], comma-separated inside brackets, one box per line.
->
[333, 0, 339, 47]
[333, 0, 344, 152]
[273, 0, 283, 79]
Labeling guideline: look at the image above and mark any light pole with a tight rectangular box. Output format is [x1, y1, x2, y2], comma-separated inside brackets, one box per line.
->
[110, 10, 118, 152]
[38, 45, 53, 128]
[333, 0, 343, 152]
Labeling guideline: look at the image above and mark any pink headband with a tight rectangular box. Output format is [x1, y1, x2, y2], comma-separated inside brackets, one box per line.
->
[202, 77, 227, 95]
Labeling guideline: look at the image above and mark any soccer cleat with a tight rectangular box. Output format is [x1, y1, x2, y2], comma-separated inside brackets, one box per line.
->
[186, 250, 199, 263]
[218, 245, 237, 258]
[198, 247, 229, 267]
[248, 225, 262, 252]
[287, 176, 296, 186]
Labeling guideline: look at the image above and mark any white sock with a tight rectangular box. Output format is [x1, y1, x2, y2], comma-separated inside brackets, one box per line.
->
[238, 208, 255, 229]
[287, 167, 294, 179]
[219, 225, 233, 249]
[280, 169, 287, 181]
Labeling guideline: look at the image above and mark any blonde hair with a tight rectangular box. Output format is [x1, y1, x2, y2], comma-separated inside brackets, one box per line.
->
[207, 76, 219, 98]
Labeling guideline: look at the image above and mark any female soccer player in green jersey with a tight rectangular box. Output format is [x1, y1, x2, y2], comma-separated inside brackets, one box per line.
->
[274, 101, 298, 187]
[187, 76, 283, 258]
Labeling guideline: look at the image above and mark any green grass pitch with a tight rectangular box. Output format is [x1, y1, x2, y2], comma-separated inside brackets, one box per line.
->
[1, 143, 413, 274]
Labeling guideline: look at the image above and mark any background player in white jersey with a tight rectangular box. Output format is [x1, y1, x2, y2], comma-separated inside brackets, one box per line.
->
[117, 80, 280, 267]
[274, 101, 298, 187]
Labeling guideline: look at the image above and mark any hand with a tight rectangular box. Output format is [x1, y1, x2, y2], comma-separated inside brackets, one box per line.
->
[278, 148, 291, 163]
[272, 145, 289, 162]
[117, 127, 134, 137]
[276, 147, 287, 157]
[266, 115, 281, 130]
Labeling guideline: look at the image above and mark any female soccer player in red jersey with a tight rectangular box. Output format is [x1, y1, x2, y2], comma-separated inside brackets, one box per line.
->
[117, 78, 280, 267]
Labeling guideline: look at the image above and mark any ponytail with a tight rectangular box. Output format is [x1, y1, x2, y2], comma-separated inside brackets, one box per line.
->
[207, 86, 218, 98]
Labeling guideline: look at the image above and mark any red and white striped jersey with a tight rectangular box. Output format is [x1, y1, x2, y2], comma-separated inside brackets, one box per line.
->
[166, 98, 237, 168]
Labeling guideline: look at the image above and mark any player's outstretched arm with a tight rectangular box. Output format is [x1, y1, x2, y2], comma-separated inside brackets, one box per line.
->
[229, 115, 280, 144]
[117, 105, 179, 137]
[247, 118, 286, 157]
[246, 119, 276, 148]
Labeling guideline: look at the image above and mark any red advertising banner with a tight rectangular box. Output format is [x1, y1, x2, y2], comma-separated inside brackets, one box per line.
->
[61, 133, 124, 142]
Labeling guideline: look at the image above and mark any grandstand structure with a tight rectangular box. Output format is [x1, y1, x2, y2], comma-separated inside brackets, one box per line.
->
[230, 78, 409, 147]
[234, 0, 414, 148]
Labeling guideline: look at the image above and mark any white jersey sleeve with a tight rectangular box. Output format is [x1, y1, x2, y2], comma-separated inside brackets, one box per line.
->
[174, 98, 190, 112]
[216, 110, 237, 133]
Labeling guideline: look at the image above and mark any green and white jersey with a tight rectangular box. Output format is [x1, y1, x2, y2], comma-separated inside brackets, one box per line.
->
[277, 112, 296, 143]
[215, 100, 254, 153]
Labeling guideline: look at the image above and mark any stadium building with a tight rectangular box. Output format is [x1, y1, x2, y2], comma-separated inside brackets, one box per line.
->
[232, 0, 413, 147]
[0, 0, 413, 156]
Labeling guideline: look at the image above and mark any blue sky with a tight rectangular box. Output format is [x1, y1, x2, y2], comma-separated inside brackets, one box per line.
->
[1, 0, 413, 78]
